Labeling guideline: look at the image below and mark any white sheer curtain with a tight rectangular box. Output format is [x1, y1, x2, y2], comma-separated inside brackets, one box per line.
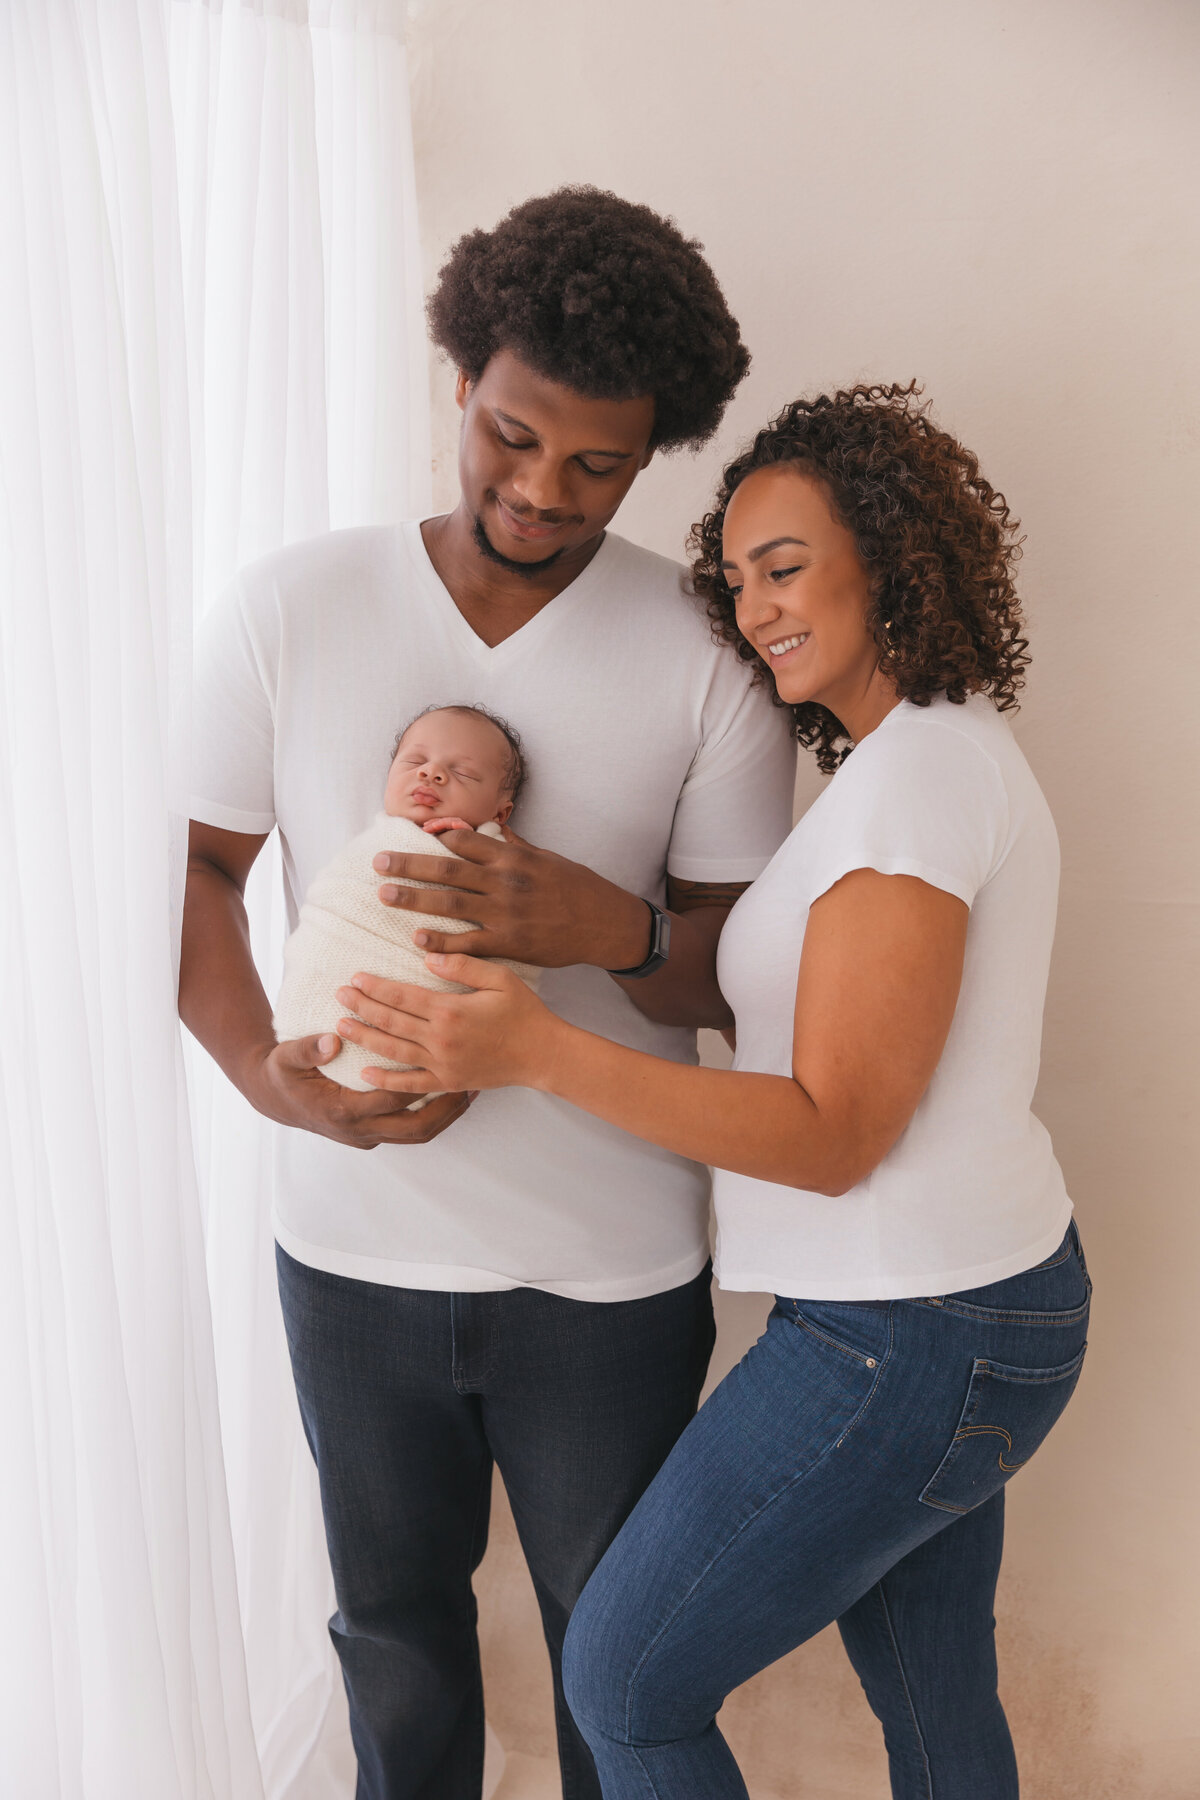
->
[0, 2, 434, 1794]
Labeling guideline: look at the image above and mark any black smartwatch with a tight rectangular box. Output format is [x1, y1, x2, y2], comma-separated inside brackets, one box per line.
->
[607, 899, 672, 980]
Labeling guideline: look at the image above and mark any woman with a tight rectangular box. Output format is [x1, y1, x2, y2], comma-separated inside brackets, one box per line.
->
[337, 383, 1089, 1799]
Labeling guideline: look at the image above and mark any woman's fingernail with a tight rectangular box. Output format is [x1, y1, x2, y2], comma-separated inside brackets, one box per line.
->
[318, 1035, 338, 1054]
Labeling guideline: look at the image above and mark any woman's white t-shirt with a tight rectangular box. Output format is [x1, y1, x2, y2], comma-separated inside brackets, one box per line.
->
[191, 522, 796, 1301]
[714, 694, 1073, 1301]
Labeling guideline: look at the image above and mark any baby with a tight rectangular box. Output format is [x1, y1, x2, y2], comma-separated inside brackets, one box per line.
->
[273, 704, 539, 1097]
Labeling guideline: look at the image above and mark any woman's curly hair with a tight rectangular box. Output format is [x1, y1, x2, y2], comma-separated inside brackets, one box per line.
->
[690, 382, 1029, 772]
[427, 187, 749, 452]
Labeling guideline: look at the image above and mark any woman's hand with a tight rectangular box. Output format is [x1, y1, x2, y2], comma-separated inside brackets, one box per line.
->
[334, 954, 562, 1096]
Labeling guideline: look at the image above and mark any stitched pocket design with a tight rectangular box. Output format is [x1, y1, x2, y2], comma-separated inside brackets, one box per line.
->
[919, 1345, 1087, 1515]
[788, 1300, 891, 1369]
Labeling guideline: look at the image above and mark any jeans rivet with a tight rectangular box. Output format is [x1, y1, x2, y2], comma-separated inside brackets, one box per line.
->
[928, 1297, 943, 1306]
[866, 1358, 877, 1368]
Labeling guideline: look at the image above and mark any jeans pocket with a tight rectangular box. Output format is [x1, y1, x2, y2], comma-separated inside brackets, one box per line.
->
[786, 1299, 892, 1370]
[919, 1344, 1087, 1515]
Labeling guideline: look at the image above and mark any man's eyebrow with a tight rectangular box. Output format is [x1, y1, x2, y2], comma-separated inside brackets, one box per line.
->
[721, 536, 809, 568]
[494, 409, 632, 461]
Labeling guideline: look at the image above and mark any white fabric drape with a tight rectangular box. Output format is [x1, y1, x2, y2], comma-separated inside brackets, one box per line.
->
[0, 2, 437, 1794]
[0, 2, 261, 1793]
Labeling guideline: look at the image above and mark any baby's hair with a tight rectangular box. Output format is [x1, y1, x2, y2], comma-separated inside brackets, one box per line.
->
[391, 704, 527, 804]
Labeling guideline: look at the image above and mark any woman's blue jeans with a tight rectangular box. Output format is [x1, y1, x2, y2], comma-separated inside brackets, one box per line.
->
[562, 1224, 1090, 1800]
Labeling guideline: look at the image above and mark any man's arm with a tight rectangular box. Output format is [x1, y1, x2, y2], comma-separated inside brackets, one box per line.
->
[608, 876, 748, 1029]
[181, 821, 474, 1147]
[369, 830, 746, 1031]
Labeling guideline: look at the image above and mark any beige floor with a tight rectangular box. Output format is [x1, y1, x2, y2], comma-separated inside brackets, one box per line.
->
[490, 1750, 563, 1800]
[489, 1742, 887, 1800]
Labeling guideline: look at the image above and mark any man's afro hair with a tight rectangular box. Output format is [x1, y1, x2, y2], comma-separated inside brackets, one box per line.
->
[427, 187, 750, 453]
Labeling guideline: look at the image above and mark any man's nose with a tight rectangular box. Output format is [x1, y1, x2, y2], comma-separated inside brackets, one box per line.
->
[510, 454, 570, 517]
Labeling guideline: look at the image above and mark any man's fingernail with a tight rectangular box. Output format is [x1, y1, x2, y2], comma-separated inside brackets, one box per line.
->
[467, 1091, 481, 1102]
[414, 931, 429, 948]
[373, 854, 389, 871]
[318, 1035, 338, 1054]
[380, 884, 398, 902]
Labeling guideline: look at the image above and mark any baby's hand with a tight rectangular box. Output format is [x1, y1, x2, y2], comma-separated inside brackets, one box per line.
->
[423, 816, 475, 836]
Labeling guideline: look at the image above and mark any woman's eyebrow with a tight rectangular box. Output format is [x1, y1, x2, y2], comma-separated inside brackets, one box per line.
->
[494, 408, 631, 461]
[721, 536, 809, 568]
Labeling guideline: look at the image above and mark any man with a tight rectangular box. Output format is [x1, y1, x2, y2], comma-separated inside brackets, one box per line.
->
[181, 187, 795, 1800]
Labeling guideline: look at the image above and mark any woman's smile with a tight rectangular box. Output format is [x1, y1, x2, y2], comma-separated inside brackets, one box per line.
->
[762, 630, 810, 665]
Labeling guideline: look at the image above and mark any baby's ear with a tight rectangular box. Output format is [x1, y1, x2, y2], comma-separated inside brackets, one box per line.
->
[495, 798, 514, 825]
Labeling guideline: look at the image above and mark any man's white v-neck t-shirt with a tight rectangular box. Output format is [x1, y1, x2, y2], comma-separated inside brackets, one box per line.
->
[191, 522, 796, 1300]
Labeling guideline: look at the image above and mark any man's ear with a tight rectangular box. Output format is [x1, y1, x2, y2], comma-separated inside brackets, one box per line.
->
[455, 369, 471, 411]
[494, 799, 514, 825]
[639, 445, 655, 471]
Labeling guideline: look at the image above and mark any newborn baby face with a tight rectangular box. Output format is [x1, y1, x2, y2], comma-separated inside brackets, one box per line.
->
[384, 708, 515, 829]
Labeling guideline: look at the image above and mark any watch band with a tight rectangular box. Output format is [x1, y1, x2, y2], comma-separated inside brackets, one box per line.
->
[607, 900, 672, 980]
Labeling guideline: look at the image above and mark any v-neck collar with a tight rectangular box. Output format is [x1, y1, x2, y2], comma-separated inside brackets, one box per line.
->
[401, 519, 617, 666]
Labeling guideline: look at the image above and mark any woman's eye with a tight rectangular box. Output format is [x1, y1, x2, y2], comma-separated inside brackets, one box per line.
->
[769, 565, 803, 583]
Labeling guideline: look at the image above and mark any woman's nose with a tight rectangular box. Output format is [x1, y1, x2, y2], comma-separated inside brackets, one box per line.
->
[735, 581, 778, 637]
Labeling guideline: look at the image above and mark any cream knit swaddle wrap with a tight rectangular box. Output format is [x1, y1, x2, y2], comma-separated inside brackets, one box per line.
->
[273, 812, 540, 1097]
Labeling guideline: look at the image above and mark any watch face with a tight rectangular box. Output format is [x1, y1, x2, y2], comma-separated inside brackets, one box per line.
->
[610, 902, 669, 977]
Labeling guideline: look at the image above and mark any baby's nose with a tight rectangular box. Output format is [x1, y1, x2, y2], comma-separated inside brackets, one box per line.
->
[420, 763, 446, 782]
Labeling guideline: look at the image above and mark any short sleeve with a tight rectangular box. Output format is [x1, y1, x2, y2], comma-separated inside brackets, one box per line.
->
[190, 578, 279, 834]
[800, 717, 1011, 909]
[666, 666, 796, 882]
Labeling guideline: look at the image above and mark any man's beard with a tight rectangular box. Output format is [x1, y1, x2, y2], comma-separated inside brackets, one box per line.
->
[472, 512, 566, 580]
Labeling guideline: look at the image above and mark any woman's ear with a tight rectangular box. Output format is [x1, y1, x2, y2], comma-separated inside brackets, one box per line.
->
[494, 798, 514, 825]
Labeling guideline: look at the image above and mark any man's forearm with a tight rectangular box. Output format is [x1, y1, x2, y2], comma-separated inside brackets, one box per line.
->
[179, 860, 276, 1094]
[611, 902, 733, 1030]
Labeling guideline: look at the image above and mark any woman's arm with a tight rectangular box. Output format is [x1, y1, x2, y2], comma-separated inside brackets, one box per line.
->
[336, 868, 967, 1195]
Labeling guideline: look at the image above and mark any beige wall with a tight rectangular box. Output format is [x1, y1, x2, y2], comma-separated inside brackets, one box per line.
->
[408, 2, 1200, 1792]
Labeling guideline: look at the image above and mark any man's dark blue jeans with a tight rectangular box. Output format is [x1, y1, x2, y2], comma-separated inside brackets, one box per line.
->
[275, 1245, 716, 1800]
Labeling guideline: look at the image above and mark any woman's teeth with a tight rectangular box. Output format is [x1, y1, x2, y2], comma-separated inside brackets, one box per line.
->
[767, 633, 809, 657]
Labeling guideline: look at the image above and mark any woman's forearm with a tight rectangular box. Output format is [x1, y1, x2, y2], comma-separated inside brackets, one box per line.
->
[539, 1020, 849, 1195]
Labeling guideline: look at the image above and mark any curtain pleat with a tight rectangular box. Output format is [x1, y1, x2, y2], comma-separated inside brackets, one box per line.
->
[0, 2, 429, 1793]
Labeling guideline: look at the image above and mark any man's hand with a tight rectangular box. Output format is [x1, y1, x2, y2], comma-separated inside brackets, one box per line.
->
[242, 1030, 476, 1148]
[373, 826, 651, 971]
